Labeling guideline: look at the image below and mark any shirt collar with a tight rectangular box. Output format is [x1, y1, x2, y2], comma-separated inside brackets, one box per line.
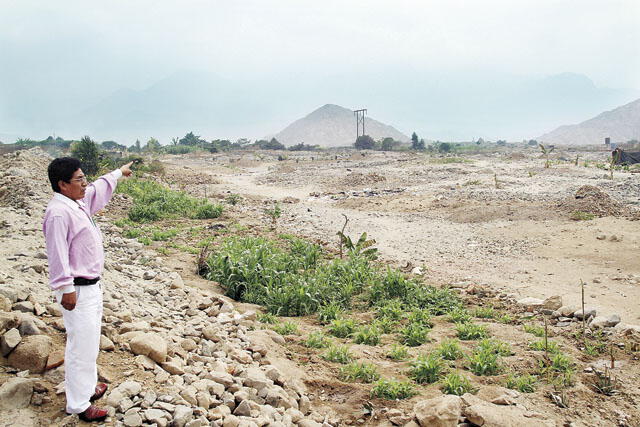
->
[53, 192, 83, 210]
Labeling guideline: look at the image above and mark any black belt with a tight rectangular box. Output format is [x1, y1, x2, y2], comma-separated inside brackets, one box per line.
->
[73, 277, 100, 286]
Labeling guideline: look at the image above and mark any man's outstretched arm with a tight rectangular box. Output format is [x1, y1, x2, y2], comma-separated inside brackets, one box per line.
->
[83, 162, 134, 215]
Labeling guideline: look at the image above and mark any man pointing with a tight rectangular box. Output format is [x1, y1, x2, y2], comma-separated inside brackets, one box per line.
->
[43, 157, 133, 422]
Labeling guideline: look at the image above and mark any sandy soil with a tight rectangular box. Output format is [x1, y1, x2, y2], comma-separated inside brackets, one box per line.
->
[162, 148, 640, 323]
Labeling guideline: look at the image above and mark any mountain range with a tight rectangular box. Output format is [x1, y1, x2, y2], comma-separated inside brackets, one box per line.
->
[1, 69, 638, 144]
[538, 98, 640, 145]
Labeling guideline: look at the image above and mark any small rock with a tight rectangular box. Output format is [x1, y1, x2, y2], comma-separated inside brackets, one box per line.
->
[542, 295, 562, 310]
[1, 328, 22, 356]
[129, 333, 167, 363]
[517, 297, 543, 308]
[0, 378, 34, 410]
[590, 314, 621, 329]
[574, 308, 597, 320]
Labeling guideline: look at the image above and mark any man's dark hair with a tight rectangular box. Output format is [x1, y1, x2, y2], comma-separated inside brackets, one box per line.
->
[48, 157, 81, 193]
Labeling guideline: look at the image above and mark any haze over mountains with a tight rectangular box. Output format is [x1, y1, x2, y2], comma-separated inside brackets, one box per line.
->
[539, 98, 640, 145]
[1, 69, 638, 145]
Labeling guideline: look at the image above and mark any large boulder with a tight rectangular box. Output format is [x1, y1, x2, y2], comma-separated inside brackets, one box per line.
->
[414, 395, 462, 427]
[0, 378, 34, 410]
[464, 402, 554, 426]
[8, 335, 52, 373]
[129, 333, 167, 363]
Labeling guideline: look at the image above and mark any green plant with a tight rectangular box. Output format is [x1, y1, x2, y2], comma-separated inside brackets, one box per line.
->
[328, 318, 357, 338]
[322, 345, 353, 364]
[548, 352, 573, 373]
[71, 136, 100, 176]
[447, 308, 472, 324]
[273, 321, 298, 335]
[353, 325, 381, 346]
[440, 371, 476, 396]
[370, 379, 417, 400]
[372, 317, 398, 334]
[468, 349, 502, 376]
[151, 228, 179, 241]
[408, 354, 445, 384]
[400, 323, 430, 347]
[337, 231, 378, 260]
[477, 338, 512, 356]
[592, 368, 617, 396]
[523, 324, 545, 337]
[463, 179, 481, 186]
[456, 323, 489, 340]
[496, 313, 515, 324]
[305, 331, 332, 349]
[257, 313, 278, 324]
[317, 302, 344, 325]
[138, 236, 152, 245]
[375, 299, 405, 321]
[387, 344, 410, 361]
[225, 193, 242, 205]
[339, 362, 380, 383]
[528, 340, 560, 353]
[570, 211, 595, 221]
[264, 202, 282, 226]
[407, 309, 433, 327]
[436, 339, 464, 361]
[506, 374, 537, 393]
[123, 228, 142, 238]
[473, 307, 496, 319]
[538, 143, 554, 168]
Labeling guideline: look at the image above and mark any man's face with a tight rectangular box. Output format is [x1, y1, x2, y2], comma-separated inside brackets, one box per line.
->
[58, 169, 87, 200]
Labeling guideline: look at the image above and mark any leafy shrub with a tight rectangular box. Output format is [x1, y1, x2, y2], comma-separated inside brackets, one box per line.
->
[353, 325, 381, 346]
[272, 321, 298, 335]
[456, 323, 489, 340]
[468, 349, 502, 376]
[473, 307, 496, 319]
[440, 371, 476, 396]
[387, 344, 410, 361]
[225, 193, 242, 205]
[477, 338, 512, 356]
[447, 308, 472, 324]
[151, 228, 179, 241]
[123, 228, 142, 238]
[400, 323, 430, 347]
[305, 331, 332, 349]
[257, 313, 278, 324]
[370, 379, 416, 400]
[369, 269, 416, 304]
[375, 299, 405, 321]
[138, 236, 152, 245]
[436, 339, 464, 360]
[372, 317, 397, 334]
[505, 374, 537, 393]
[317, 302, 343, 325]
[118, 178, 223, 222]
[408, 354, 445, 384]
[412, 285, 461, 315]
[322, 345, 353, 364]
[523, 324, 545, 337]
[328, 318, 357, 338]
[570, 211, 595, 221]
[407, 309, 433, 328]
[528, 340, 560, 353]
[339, 362, 380, 383]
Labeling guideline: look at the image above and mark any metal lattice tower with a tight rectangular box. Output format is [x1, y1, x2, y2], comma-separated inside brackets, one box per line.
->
[354, 109, 367, 139]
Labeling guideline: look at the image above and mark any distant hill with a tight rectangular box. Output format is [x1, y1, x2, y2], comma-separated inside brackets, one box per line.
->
[538, 98, 640, 145]
[270, 104, 409, 147]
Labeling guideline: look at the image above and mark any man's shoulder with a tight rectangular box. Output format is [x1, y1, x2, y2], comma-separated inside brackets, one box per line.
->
[44, 198, 73, 218]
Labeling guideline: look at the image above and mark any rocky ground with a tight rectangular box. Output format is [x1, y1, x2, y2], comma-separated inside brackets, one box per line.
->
[0, 147, 639, 426]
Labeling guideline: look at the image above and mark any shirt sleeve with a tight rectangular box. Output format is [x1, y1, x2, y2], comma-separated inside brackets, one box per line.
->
[83, 169, 123, 215]
[44, 215, 75, 296]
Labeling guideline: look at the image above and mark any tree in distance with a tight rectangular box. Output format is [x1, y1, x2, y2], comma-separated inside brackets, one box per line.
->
[179, 132, 206, 146]
[381, 137, 397, 151]
[411, 132, 425, 150]
[258, 138, 286, 150]
[144, 137, 161, 152]
[354, 135, 375, 150]
[71, 136, 100, 176]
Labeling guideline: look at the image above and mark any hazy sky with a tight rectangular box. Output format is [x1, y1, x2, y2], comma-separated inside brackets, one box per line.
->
[1, 0, 639, 141]
[2, 0, 638, 89]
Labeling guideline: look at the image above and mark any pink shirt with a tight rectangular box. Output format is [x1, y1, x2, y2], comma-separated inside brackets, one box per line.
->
[43, 169, 122, 297]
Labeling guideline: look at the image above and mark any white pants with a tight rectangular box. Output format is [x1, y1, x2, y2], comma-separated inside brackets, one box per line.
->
[57, 283, 103, 414]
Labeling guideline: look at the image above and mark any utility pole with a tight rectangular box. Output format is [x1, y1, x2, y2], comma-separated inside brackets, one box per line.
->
[354, 109, 367, 139]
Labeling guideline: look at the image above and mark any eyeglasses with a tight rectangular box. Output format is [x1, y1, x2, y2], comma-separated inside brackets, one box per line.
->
[70, 176, 88, 183]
